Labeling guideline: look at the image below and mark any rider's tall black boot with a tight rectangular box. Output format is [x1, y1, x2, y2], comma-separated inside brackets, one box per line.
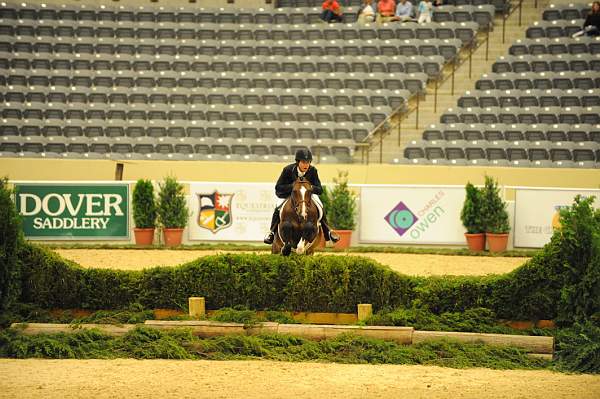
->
[320, 214, 340, 243]
[264, 207, 280, 244]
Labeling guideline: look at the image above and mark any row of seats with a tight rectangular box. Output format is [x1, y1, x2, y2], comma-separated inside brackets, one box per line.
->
[401, 145, 599, 167]
[1, 102, 392, 123]
[526, 19, 584, 38]
[422, 123, 600, 143]
[492, 54, 600, 73]
[0, 20, 478, 43]
[0, 38, 463, 61]
[440, 106, 600, 125]
[476, 71, 600, 90]
[457, 88, 600, 108]
[1, 72, 427, 92]
[542, 2, 591, 21]
[0, 89, 409, 109]
[0, 2, 495, 26]
[0, 121, 370, 142]
[0, 53, 441, 78]
[0, 139, 354, 163]
[509, 36, 600, 56]
[277, 0, 508, 11]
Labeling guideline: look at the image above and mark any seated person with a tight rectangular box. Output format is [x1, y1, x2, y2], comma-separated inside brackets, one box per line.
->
[264, 149, 340, 245]
[573, 1, 600, 37]
[392, 0, 414, 22]
[357, 0, 376, 24]
[417, 0, 433, 24]
[377, 0, 397, 24]
[320, 0, 344, 23]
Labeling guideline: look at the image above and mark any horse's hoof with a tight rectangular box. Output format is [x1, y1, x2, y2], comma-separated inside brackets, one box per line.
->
[281, 243, 292, 256]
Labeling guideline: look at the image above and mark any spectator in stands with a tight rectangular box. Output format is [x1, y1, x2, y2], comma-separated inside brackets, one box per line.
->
[320, 0, 344, 23]
[357, 0, 376, 24]
[573, 1, 600, 37]
[263, 149, 340, 245]
[417, 0, 433, 24]
[377, 0, 397, 24]
[392, 0, 414, 22]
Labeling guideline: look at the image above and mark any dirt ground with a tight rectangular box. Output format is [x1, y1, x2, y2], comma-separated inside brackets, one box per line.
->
[1, 359, 599, 399]
[7, 249, 588, 399]
[54, 249, 529, 276]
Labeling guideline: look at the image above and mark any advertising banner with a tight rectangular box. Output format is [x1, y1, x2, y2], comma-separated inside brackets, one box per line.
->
[514, 188, 600, 248]
[359, 186, 467, 244]
[188, 182, 278, 241]
[15, 183, 129, 239]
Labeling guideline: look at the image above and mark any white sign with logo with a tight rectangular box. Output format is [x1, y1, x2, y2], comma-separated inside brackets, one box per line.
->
[359, 186, 467, 244]
[188, 182, 278, 241]
[514, 188, 600, 248]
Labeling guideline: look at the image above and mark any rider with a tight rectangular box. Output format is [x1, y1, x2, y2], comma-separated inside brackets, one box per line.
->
[263, 148, 341, 245]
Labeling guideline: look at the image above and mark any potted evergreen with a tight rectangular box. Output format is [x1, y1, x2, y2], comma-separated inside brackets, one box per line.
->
[132, 179, 157, 246]
[157, 176, 189, 247]
[327, 171, 357, 250]
[460, 182, 485, 251]
[481, 175, 511, 252]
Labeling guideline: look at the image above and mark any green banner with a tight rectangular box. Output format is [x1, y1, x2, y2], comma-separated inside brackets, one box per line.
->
[15, 184, 129, 239]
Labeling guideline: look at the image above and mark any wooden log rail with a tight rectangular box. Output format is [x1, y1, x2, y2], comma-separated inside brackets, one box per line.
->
[10, 321, 553, 356]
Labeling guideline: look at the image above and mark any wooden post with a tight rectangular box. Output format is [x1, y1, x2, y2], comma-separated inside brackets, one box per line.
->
[189, 297, 205, 318]
[357, 304, 372, 322]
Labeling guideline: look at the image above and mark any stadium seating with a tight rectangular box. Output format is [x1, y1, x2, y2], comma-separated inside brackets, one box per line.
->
[401, 2, 600, 168]
[0, 1, 489, 162]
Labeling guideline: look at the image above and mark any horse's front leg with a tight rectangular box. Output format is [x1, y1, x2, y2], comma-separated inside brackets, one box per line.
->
[296, 221, 316, 254]
[279, 220, 294, 256]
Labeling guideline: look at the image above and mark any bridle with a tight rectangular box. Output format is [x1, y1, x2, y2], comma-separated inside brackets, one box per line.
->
[290, 178, 313, 222]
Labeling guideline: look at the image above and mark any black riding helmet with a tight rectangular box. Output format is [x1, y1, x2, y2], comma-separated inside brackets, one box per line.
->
[295, 148, 313, 162]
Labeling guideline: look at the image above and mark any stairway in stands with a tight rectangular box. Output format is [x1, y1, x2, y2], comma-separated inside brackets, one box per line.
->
[364, 0, 551, 164]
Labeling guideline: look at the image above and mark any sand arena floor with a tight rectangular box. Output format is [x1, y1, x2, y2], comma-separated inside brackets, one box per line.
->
[54, 249, 529, 276]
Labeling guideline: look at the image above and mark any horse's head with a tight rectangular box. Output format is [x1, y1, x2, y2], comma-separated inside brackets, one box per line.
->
[291, 177, 313, 221]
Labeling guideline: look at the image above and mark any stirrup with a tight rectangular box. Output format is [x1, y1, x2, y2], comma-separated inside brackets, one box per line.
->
[329, 230, 340, 243]
[264, 231, 275, 245]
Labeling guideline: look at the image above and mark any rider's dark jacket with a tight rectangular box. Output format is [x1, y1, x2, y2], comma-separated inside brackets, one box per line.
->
[275, 163, 323, 199]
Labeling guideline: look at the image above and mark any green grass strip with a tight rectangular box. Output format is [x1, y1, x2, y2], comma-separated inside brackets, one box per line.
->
[0, 326, 550, 371]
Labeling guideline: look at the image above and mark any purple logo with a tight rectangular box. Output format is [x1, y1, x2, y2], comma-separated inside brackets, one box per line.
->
[385, 201, 419, 236]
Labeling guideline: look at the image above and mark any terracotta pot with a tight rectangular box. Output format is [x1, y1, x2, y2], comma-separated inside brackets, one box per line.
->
[163, 228, 184, 247]
[134, 228, 155, 246]
[316, 230, 326, 250]
[464, 233, 485, 251]
[333, 230, 353, 250]
[486, 232, 509, 253]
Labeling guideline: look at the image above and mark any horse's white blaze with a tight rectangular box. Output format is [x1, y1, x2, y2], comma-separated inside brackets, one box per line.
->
[297, 238, 306, 254]
[299, 186, 307, 219]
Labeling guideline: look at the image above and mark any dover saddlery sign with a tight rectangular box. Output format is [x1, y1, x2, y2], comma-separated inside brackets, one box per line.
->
[15, 184, 129, 239]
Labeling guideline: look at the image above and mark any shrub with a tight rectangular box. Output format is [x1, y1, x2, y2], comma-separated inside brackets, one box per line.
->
[0, 177, 23, 311]
[554, 321, 600, 373]
[157, 176, 188, 229]
[460, 182, 484, 234]
[481, 175, 510, 234]
[555, 195, 600, 325]
[132, 179, 156, 229]
[327, 171, 357, 230]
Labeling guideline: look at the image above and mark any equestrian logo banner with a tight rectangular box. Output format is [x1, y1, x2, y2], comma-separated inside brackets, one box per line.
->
[384, 201, 419, 236]
[197, 191, 233, 233]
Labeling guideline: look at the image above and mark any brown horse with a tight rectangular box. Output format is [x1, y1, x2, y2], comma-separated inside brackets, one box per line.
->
[272, 177, 322, 256]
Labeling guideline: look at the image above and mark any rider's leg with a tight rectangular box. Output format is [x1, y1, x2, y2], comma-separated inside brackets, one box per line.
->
[310, 194, 340, 243]
[320, 212, 340, 243]
[263, 205, 281, 244]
